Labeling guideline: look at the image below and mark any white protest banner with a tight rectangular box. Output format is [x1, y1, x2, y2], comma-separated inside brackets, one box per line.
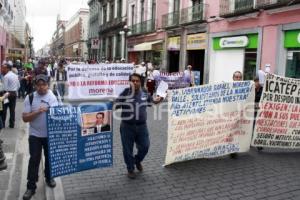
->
[159, 72, 189, 89]
[165, 81, 255, 166]
[67, 63, 134, 100]
[252, 74, 300, 149]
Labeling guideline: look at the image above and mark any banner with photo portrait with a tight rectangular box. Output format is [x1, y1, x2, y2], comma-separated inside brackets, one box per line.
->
[165, 81, 255, 166]
[252, 74, 300, 149]
[47, 102, 113, 178]
[67, 63, 134, 100]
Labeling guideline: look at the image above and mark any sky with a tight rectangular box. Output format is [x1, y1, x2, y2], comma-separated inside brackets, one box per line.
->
[26, 0, 89, 51]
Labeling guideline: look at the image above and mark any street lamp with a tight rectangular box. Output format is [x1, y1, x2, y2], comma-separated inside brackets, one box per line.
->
[120, 25, 130, 61]
[28, 36, 34, 59]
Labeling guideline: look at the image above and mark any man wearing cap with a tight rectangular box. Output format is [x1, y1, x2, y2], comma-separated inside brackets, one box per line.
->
[1, 63, 20, 128]
[22, 74, 58, 200]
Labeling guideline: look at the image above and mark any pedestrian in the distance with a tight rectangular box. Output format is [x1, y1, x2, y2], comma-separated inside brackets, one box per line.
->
[115, 73, 163, 179]
[22, 74, 58, 200]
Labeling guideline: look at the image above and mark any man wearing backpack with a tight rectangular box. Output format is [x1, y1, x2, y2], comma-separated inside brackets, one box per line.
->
[22, 74, 58, 200]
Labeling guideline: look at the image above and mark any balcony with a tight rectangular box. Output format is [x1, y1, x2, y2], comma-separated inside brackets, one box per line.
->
[220, 0, 255, 17]
[99, 17, 125, 34]
[162, 11, 180, 28]
[128, 19, 156, 36]
[180, 3, 206, 25]
[220, 0, 300, 17]
[256, 0, 300, 9]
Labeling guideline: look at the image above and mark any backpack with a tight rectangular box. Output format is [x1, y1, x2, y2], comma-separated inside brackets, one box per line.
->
[29, 93, 34, 106]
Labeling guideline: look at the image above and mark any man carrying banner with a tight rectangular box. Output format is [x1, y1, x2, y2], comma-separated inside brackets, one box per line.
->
[22, 74, 58, 200]
[115, 73, 163, 179]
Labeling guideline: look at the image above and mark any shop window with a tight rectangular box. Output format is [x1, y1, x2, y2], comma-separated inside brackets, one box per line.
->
[243, 50, 257, 80]
[286, 50, 300, 78]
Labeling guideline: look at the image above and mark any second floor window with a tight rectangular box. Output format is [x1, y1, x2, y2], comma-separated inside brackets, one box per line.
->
[131, 4, 135, 26]
[110, 2, 114, 21]
[140, 0, 145, 22]
[117, 0, 122, 18]
[103, 5, 107, 23]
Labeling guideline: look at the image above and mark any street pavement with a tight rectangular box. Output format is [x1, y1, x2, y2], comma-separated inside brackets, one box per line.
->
[59, 106, 300, 200]
[0, 100, 46, 200]
[0, 101, 300, 200]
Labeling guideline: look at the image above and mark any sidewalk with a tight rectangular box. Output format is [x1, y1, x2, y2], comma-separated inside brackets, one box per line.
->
[0, 101, 46, 200]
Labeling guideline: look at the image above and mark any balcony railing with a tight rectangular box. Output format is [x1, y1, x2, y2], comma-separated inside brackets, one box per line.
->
[256, 0, 300, 9]
[128, 19, 156, 36]
[220, 0, 300, 17]
[99, 17, 125, 33]
[180, 3, 205, 24]
[162, 11, 180, 28]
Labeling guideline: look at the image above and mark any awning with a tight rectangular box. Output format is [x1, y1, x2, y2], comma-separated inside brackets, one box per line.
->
[131, 40, 163, 52]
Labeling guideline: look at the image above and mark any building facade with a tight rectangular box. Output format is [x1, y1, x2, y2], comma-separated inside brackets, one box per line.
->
[51, 15, 67, 58]
[208, 0, 300, 83]
[98, 0, 127, 61]
[64, 8, 89, 60]
[126, 0, 167, 67]
[161, 0, 208, 84]
[88, 0, 101, 60]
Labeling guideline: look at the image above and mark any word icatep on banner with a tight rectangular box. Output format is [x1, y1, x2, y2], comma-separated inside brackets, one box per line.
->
[165, 81, 255, 166]
[67, 63, 134, 100]
[47, 103, 113, 178]
[252, 73, 300, 149]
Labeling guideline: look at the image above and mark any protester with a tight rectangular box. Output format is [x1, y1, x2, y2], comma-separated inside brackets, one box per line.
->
[22, 74, 58, 200]
[1, 63, 20, 128]
[254, 77, 263, 151]
[54, 62, 67, 101]
[33, 59, 48, 77]
[115, 73, 163, 179]
[232, 71, 243, 81]
[184, 65, 195, 87]
[230, 70, 244, 158]
[146, 64, 155, 96]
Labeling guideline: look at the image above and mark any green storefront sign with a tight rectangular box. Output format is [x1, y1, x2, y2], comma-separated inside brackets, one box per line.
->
[213, 34, 258, 50]
[284, 30, 300, 48]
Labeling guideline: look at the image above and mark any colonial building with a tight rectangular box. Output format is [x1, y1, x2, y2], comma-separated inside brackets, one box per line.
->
[51, 15, 67, 58]
[208, 0, 300, 82]
[88, 0, 101, 60]
[64, 8, 89, 60]
[98, 0, 127, 61]
[161, 0, 208, 84]
[126, 0, 167, 67]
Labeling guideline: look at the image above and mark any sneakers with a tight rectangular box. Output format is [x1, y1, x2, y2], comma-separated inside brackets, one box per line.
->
[136, 162, 143, 172]
[127, 171, 136, 179]
[46, 179, 56, 188]
[23, 189, 35, 200]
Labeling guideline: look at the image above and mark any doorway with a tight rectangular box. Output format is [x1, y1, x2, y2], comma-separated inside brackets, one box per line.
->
[187, 50, 205, 84]
[168, 51, 179, 72]
[286, 50, 300, 78]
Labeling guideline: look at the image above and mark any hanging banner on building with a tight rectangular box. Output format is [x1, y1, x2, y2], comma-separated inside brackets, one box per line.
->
[91, 39, 100, 49]
[252, 74, 300, 149]
[67, 63, 134, 100]
[168, 36, 181, 50]
[47, 103, 113, 178]
[165, 81, 255, 166]
[187, 33, 206, 50]
[158, 72, 190, 89]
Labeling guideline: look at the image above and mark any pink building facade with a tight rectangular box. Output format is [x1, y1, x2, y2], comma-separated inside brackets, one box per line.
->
[126, 0, 168, 67]
[207, 0, 300, 83]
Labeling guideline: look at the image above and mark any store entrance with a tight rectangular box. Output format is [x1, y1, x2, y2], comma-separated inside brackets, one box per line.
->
[286, 50, 300, 78]
[168, 51, 180, 72]
[187, 50, 205, 84]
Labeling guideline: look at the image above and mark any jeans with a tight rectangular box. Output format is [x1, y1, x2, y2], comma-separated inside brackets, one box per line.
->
[57, 83, 65, 101]
[26, 136, 51, 191]
[2, 92, 17, 127]
[120, 122, 150, 172]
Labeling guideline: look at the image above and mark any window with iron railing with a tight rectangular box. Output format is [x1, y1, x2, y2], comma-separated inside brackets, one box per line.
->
[129, 19, 156, 36]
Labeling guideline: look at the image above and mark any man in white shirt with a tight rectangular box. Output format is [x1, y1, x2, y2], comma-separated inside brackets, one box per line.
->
[1, 63, 20, 128]
[22, 74, 58, 200]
